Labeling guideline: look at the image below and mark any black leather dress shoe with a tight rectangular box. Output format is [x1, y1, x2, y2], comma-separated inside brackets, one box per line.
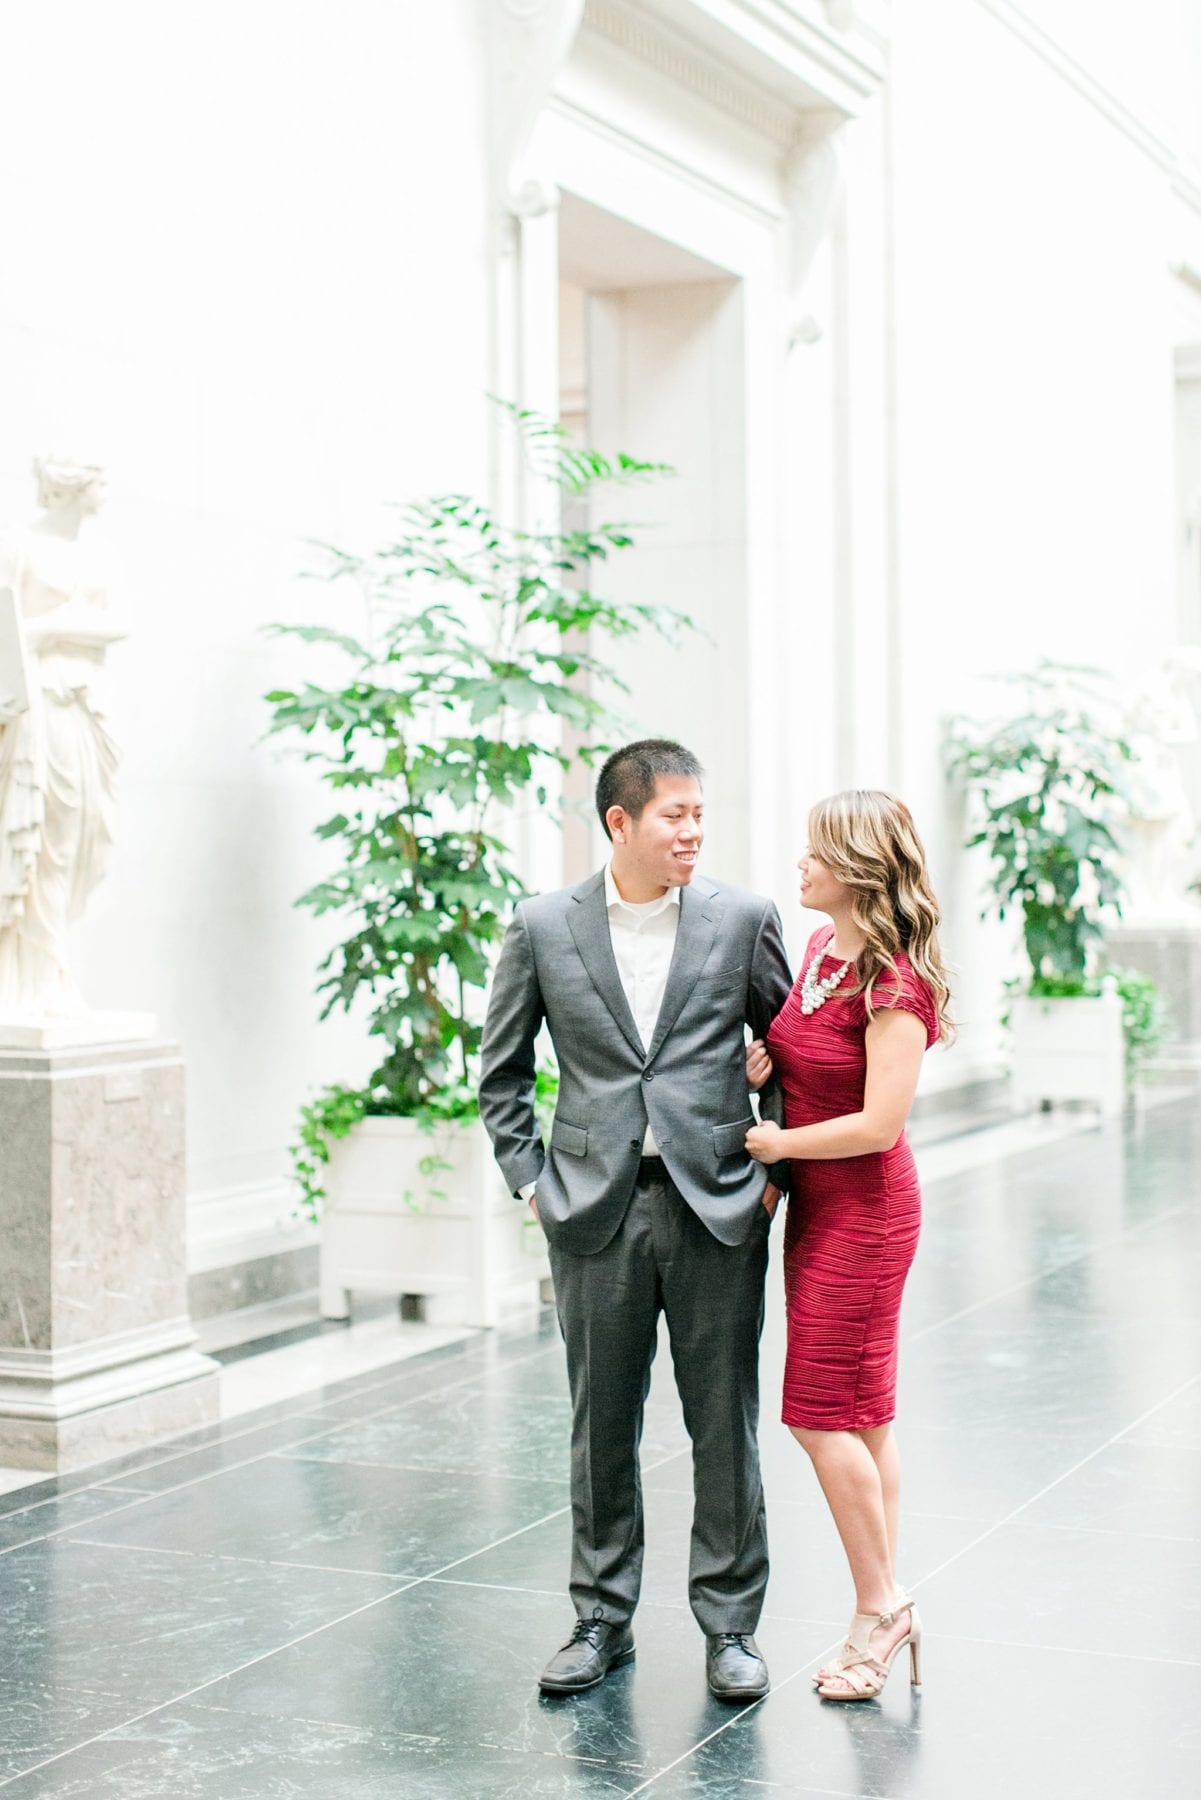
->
[539, 1613, 636, 1694]
[706, 1632, 770, 1702]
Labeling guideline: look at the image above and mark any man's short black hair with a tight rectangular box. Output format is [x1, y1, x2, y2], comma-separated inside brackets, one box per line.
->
[595, 739, 704, 840]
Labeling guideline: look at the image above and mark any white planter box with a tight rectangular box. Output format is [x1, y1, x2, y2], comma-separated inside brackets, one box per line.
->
[1010, 992, 1125, 1115]
[318, 1116, 550, 1328]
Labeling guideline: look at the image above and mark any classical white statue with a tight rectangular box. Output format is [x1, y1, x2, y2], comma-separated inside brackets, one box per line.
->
[1120, 647, 1201, 923]
[0, 456, 126, 1018]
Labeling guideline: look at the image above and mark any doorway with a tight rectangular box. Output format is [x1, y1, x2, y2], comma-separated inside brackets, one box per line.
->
[557, 193, 749, 885]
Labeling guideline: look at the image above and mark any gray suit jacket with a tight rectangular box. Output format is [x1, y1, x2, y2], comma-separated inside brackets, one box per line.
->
[478, 869, 794, 1254]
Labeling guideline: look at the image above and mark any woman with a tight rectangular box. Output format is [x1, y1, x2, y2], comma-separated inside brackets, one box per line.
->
[745, 790, 953, 1702]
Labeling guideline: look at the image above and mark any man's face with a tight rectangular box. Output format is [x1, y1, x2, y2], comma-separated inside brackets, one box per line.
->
[611, 775, 705, 889]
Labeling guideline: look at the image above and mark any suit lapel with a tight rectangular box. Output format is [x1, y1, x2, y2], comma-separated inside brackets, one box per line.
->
[567, 871, 645, 1058]
[646, 878, 720, 1061]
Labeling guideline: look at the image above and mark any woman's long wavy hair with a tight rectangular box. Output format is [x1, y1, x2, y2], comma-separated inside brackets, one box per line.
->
[807, 790, 955, 1044]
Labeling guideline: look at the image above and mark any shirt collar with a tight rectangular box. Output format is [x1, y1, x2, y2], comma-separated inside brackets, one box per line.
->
[604, 861, 682, 915]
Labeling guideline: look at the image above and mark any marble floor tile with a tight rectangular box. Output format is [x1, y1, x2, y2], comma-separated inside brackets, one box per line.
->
[64, 1457, 569, 1578]
[0, 1676, 136, 1783]
[198, 1580, 829, 1782]
[1030, 1229, 1201, 1323]
[915, 1515, 1201, 1663]
[1115, 1373, 1201, 1448]
[0, 1537, 399, 1709]
[897, 1305, 1201, 1442]
[285, 1382, 692, 1484]
[0, 1488, 155, 1557]
[639, 1632, 1201, 1800]
[85, 1410, 363, 1498]
[0, 1703, 638, 1798]
[1018, 1436, 1201, 1539]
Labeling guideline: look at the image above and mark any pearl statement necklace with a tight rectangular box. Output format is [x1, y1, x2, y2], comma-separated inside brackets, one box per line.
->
[800, 943, 851, 1014]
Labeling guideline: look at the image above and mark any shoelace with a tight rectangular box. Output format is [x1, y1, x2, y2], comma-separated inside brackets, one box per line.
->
[711, 1633, 752, 1652]
[566, 1607, 607, 1649]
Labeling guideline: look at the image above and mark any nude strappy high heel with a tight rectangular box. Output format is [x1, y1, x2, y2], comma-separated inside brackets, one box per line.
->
[815, 1598, 922, 1701]
[813, 1587, 916, 1686]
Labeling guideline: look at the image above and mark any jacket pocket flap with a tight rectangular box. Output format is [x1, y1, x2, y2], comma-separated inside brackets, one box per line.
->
[712, 1117, 754, 1157]
[551, 1119, 588, 1157]
[699, 963, 746, 990]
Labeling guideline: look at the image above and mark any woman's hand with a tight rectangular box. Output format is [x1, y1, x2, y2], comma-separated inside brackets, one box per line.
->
[745, 1119, 784, 1164]
[745, 1038, 774, 1092]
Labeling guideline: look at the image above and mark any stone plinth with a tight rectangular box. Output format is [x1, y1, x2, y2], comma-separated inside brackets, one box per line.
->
[1107, 917, 1201, 1065]
[0, 1013, 158, 1051]
[0, 1040, 219, 1471]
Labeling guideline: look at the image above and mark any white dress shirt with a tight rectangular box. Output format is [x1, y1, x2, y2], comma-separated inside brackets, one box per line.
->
[522, 865, 681, 1197]
[604, 862, 680, 1154]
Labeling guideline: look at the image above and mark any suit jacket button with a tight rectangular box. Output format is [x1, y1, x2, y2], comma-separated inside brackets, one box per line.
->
[629, 1138, 640, 1148]
[642, 1069, 654, 1081]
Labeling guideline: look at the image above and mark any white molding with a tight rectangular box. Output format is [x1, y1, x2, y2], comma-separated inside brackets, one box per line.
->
[663, 0, 887, 106]
[584, 0, 798, 142]
[972, 0, 1201, 216]
[0, 1316, 198, 1382]
[0, 1316, 217, 1421]
[582, 0, 886, 136]
[187, 1178, 316, 1276]
[547, 92, 784, 225]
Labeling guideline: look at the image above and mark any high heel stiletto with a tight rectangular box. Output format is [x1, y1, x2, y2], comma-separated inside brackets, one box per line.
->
[813, 1588, 915, 1686]
[815, 1598, 922, 1701]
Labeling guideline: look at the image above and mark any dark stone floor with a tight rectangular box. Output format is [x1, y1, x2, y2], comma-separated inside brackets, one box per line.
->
[1, 1094, 1199, 1797]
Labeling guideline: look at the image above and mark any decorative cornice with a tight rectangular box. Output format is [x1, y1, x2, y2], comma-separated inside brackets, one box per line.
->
[583, 0, 799, 143]
[581, 0, 886, 143]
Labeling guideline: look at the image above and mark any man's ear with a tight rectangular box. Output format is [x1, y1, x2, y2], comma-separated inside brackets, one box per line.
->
[606, 804, 627, 844]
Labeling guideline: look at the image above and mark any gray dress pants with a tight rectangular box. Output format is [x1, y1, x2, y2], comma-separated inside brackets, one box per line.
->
[547, 1160, 771, 1635]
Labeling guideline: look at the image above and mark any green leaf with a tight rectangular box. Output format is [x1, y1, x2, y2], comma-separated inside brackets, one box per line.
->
[265, 398, 683, 1147]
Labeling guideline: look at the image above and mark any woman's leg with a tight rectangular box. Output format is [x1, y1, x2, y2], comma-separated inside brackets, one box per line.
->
[792, 1424, 912, 1678]
[791, 1426, 893, 1612]
[859, 1423, 901, 1579]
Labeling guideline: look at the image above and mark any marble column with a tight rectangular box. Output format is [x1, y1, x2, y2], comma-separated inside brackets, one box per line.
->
[0, 1039, 218, 1471]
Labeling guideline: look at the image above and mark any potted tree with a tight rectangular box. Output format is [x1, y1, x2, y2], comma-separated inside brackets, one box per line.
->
[946, 661, 1161, 1113]
[265, 409, 684, 1324]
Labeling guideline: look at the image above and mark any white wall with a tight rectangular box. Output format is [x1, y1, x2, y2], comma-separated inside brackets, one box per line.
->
[0, 0, 493, 1266]
[885, 0, 1192, 1074]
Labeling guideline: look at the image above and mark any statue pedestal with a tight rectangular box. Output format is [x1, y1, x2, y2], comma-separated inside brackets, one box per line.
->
[0, 1012, 158, 1050]
[1107, 915, 1201, 1066]
[0, 1039, 219, 1471]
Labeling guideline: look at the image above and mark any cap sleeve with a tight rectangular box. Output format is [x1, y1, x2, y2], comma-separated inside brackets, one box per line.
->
[873, 954, 939, 1047]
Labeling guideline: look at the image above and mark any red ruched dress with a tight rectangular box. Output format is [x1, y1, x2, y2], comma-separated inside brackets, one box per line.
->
[767, 924, 939, 1432]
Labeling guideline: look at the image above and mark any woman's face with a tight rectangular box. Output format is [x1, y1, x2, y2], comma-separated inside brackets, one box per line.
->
[797, 844, 847, 914]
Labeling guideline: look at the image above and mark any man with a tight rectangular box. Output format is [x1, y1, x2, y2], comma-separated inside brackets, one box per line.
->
[479, 739, 793, 1702]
